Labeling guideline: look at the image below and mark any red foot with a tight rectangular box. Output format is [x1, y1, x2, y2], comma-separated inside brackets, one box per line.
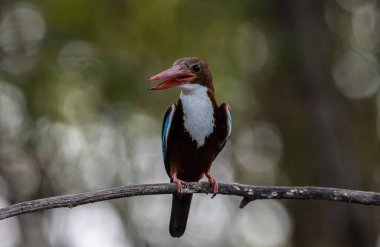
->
[205, 172, 218, 197]
[172, 175, 186, 194]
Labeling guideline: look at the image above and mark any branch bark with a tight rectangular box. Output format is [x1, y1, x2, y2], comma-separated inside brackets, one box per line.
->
[1, 182, 379, 220]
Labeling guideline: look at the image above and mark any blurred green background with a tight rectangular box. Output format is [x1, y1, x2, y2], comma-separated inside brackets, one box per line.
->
[0, 0, 379, 246]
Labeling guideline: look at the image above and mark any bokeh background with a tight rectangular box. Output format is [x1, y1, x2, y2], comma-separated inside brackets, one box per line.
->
[0, 0, 379, 246]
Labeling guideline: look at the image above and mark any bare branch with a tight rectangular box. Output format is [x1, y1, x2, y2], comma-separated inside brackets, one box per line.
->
[1, 182, 379, 220]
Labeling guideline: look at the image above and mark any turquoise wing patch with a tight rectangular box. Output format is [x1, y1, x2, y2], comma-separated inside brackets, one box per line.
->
[162, 105, 175, 165]
[217, 103, 232, 154]
[226, 104, 232, 141]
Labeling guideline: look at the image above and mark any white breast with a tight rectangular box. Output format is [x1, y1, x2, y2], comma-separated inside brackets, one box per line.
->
[179, 84, 215, 148]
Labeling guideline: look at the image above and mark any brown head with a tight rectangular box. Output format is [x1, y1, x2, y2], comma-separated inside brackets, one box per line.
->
[148, 57, 214, 92]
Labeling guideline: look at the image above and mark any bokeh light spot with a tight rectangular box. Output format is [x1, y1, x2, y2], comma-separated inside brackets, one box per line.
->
[0, 81, 27, 142]
[234, 23, 269, 74]
[44, 203, 131, 247]
[58, 40, 101, 76]
[336, 0, 375, 13]
[352, 4, 380, 50]
[333, 51, 380, 99]
[0, 3, 45, 74]
[235, 123, 283, 173]
[231, 200, 292, 247]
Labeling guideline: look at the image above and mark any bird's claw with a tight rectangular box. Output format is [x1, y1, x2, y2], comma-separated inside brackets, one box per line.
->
[205, 172, 218, 198]
[172, 176, 186, 194]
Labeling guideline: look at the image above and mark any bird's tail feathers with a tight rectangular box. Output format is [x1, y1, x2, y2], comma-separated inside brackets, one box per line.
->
[169, 193, 193, 237]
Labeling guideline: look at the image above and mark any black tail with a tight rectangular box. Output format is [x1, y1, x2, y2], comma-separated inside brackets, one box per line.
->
[169, 194, 193, 237]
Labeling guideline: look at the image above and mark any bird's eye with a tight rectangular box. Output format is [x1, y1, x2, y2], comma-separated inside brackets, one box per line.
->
[191, 64, 200, 72]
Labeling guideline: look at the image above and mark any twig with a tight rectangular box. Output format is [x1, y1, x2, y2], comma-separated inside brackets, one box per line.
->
[1, 182, 379, 220]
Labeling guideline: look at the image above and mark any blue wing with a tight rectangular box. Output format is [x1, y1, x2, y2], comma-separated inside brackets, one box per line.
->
[162, 104, 176, 177]
[217, 103, 232, 154]
[225, 104, 232, 141]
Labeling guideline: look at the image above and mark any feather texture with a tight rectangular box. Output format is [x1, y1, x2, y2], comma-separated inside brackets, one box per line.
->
[162, 104, 176, 177]
[179, 84, 215, 148]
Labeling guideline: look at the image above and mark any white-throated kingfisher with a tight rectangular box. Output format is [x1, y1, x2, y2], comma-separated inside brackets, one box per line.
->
[148, 57, 232, 238]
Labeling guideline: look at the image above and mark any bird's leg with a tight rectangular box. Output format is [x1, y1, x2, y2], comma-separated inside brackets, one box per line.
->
[205, 171, 218, 197]
[171, 173, 186, 194]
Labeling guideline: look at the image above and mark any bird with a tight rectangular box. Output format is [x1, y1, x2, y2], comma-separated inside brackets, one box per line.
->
[148, 57, 232, 238]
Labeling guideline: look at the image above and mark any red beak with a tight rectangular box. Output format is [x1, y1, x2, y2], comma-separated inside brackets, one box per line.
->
[147, 65, 195, 90]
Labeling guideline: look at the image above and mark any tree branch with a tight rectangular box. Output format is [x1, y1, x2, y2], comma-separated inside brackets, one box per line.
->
[1, 182, 379, 220]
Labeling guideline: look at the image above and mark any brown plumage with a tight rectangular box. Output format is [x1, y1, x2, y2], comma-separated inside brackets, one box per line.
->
[165, 100, 230, 182]
[148, 57, 232, 237]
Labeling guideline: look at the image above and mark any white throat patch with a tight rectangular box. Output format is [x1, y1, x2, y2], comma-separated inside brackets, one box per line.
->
[179, 84, 215, 148]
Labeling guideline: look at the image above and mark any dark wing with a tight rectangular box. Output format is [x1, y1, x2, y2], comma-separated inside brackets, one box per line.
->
[162, 104, 176, 177]
[217, 103, 232, 155]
